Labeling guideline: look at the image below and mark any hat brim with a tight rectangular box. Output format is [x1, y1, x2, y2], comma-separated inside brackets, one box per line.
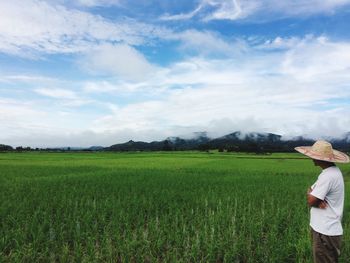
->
[295, 146, 350, 163]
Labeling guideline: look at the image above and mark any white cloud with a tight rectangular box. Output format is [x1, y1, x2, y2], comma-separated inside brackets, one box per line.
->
[158, 0, 257, 22]
[2, 36, 350, 146]
[163, 0, 350, 22]
[81, 43, 157, 81]
[74, 0, 120, 7]
[0, 75, 59, 86]
[160, 4, 203, 21]
[259, 36, 306, 50]
[168, 30, 245, 57]
[203, 0, 259, 21]
[89, 36, 350, 141]
[34, 87, 78, 99]
[0, 0, 164, 56]
[0, 97, 103, 147]
[268, 0, 350, 17]
[83, 81, 118, 93]
[281, 37, 350, 81]
[33, 87, 94, 106]
[0, 99, 51, 141]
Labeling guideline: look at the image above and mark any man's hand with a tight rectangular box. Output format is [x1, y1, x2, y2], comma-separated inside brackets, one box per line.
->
[307, 188, 312, 195]
[318, 200, 328, 209]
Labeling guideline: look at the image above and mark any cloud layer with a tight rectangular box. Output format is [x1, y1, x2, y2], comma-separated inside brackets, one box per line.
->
[0, 0, 167, 56]
[0, 1, 350, 147]
[161, 0, 350, 21]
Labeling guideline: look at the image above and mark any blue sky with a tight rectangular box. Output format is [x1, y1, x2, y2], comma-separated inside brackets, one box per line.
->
[1, 0, 350, 147]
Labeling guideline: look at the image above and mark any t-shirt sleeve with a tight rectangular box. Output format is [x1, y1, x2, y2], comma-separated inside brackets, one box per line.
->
[310, 173, 332, 200]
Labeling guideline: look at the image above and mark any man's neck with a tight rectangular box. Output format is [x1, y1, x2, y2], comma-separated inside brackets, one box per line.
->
[321, 163, 335, 170]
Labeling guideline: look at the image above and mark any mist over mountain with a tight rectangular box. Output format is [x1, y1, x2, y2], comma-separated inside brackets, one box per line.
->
[106, 131, 350, 153]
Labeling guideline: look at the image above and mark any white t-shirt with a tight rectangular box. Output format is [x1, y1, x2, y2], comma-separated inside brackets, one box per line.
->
[310, 166, 344, 236]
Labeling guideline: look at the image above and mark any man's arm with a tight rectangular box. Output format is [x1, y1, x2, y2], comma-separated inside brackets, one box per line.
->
[307, 188, 327, 208]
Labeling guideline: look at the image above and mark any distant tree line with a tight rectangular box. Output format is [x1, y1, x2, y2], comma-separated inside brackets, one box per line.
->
[0, 145, 92, 152]
[0, 144, 14, 151]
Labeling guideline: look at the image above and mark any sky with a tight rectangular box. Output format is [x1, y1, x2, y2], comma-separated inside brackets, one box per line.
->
[1, 0, 350, 147]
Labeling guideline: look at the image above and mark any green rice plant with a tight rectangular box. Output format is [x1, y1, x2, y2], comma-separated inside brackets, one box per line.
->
[0, 152, 349, 262]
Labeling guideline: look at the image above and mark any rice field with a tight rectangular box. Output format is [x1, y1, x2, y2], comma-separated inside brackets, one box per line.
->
[1, 152, 350, 262]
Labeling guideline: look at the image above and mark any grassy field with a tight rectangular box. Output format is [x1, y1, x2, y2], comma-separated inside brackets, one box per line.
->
[1, 151, 350, 262]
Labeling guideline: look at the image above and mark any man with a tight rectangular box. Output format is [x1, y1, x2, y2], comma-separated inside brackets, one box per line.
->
[295, 140, 349, 263]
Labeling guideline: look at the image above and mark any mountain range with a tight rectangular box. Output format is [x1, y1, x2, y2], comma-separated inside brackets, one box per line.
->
[1, 131, 349, 152]
[106, 131, 350, 153]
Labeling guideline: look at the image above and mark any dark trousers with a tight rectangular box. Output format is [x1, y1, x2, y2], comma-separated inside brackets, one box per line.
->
[311, 229, 342, 263]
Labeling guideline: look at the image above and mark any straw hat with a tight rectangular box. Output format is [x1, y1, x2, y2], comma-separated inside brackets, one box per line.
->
[295, 140, 350, 163]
